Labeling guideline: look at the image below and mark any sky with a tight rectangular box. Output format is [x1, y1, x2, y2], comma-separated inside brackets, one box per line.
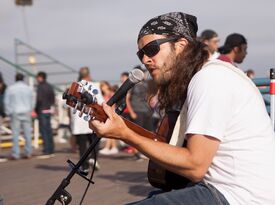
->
[0, 0, 275, 84]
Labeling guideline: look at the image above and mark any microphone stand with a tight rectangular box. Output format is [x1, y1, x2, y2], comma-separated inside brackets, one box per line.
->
[45, 99, 127, 205]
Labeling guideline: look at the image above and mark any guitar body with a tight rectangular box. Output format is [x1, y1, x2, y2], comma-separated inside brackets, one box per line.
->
[147, 110, 190, 191]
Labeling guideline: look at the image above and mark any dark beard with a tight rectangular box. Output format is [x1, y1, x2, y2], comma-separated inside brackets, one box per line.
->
[155, 53, 177, 86]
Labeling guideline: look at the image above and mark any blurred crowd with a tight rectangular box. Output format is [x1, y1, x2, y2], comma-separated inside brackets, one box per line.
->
[0, 71, 55, 162]
[0, 30, 255, 170]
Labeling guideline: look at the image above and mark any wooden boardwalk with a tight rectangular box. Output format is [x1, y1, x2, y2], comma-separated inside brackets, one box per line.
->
[0, 143, 155, 205]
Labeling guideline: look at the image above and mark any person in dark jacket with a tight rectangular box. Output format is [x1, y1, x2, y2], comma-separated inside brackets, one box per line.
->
[0, 72, 7, 118]
[35, 71, 55, 158]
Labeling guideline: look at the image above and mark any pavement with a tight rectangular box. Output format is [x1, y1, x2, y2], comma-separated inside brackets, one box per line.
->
[0, 143, 155, 205]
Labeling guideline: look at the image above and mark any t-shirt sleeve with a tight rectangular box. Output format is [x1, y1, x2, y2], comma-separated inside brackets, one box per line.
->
[185, 67, 233, 141]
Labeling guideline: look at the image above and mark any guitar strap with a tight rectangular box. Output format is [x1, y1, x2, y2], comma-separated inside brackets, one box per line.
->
[169, 100, 187, 146]
[169, 59, 265, 147]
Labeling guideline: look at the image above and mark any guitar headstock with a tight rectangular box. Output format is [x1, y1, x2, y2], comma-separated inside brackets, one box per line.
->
[63, 80, 107, 122]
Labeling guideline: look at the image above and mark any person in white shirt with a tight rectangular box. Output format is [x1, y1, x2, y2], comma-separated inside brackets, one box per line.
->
[70, 67, 104, 172]
[4, 73, 33, 159]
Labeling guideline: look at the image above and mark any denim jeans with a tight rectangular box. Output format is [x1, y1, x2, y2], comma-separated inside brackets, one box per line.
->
[126, 182, 229, 205]
[11, 113, 32, 159]
[38, 113, 54, 154]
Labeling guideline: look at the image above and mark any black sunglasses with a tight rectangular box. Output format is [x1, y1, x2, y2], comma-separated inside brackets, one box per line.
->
[137, 37, 179, 61]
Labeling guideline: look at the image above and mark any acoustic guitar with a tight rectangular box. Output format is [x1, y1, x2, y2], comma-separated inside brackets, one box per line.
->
[147, 110, 190, 191]
[63, 81, 189, 191]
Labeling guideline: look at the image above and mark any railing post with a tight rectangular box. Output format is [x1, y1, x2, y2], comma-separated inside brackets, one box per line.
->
[270, 68, 275, 131]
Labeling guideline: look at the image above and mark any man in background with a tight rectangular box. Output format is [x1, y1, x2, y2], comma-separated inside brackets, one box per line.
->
[70, 66, 104, 171]
[245, 69, 255, 79]
[35, 71, 55, 158]
[218, 33, 247, 66]
[0, 72, 7, 162]
[199, 29, 220, 60]
[4, 73, 33, 160]
[120, 72, 129, 86]
[0, 72, 6, 120]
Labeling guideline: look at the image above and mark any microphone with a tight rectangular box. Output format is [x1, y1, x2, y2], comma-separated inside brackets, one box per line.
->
[107, 69, 145, 106]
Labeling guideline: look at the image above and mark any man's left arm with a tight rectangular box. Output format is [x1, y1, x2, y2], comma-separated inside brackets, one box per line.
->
[124, 128, 220, 182]
[180, 134, 220, 181]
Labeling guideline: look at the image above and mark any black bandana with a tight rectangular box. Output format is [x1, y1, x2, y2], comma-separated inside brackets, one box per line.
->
[138, 12, 198, 41]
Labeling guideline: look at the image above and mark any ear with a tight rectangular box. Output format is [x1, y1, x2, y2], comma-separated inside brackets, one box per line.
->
[233, 46, 240, 54]
[174, 38, 188, 54]
[203, 40, 209, 46]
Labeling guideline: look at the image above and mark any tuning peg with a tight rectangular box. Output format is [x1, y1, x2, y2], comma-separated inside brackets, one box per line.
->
[72, 102, 79, 114]
[62, 91, 69, 100]
[77, 86, 85, 94]
[83, 115, 91, 121]
[92, 89, 98, 95]
[80, 80, 88, 86]
[78, 104, 86, 118]
[83, 108, 92, 121]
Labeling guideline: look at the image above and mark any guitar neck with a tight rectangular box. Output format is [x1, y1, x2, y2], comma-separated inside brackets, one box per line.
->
[122, 117, 166, 143]
[64, 83, 165, 143]
[88, 104, 166, 143]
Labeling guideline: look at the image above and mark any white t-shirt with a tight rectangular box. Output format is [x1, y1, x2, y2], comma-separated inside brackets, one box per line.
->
[70, 81, 104, 135]
[185, 60, 275, 205]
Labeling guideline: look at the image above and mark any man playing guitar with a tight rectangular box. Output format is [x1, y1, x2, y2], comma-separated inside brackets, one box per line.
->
[89, 12, 275, 205]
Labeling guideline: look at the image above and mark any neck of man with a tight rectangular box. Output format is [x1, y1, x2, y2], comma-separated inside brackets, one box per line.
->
[225, 52, 236, 63]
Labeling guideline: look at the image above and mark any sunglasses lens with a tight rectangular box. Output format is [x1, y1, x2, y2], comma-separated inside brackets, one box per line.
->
[144, 44, 160, 57]
[137, 50, 144, 61]
[137, 43, 160, 61]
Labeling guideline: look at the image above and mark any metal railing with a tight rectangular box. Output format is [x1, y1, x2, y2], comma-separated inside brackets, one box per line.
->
[252, 68, 275, 131]
[14, 38, 78, 91]
[252, 77, 270, 113]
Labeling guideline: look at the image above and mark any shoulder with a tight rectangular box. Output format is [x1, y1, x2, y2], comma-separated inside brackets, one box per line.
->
[26, 85, 33, 92]
[41, 82, 52, 88]
[6, 83, 17, 92]
[188, 60, 239, 97]
[192, 60, 237, 84]
[37, 83, 43, 89]
[46, 82, 54, 88]
[4, 86, 11, 94]
[20, 82, 30, 88]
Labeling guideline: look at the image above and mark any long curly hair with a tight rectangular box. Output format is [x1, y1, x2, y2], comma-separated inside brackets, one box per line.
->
[158, 40, 209, 111]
